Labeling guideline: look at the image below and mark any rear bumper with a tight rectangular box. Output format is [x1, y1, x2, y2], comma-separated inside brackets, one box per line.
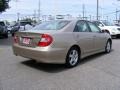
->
[13, 44, 67, 64]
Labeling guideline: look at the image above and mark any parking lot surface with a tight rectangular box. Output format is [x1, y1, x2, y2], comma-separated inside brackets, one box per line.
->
[0, 37, 120, 90]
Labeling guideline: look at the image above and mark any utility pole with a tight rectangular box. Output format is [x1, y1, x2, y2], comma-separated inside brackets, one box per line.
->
[119, 14, 120, 22]
[97, 0, 99, 20]
[15, 0, 21, 21]
[93, 16, 95, 20]
[116, 8, 118, 22]
[89, 15, 91, 21]
[106, 16, 108, 22]
[17, 12, 20, 21]
[33, 10, 37, 20]
[82, 4, 85, 20]
[38, 0, 41, 20]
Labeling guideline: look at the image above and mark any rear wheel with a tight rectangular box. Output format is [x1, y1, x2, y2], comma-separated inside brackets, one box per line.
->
[66, 47, 80, 68]
[105, 40, 111, 53]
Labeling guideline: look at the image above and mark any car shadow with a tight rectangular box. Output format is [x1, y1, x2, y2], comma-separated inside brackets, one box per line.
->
[21, 49, 114, 73]
[79, 49, 114, 65]
[21, 60, 67, 73]
[0, 36, 13, 46]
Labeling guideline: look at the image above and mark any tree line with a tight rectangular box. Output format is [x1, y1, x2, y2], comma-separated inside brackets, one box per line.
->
[0, 0, 10, 12]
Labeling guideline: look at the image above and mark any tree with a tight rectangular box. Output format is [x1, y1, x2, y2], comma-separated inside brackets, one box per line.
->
[0, 0, 10, 12]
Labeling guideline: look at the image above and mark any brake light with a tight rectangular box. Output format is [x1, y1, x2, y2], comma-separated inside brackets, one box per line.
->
[38, 34, 53, 47]
[14, 35, 19, 43]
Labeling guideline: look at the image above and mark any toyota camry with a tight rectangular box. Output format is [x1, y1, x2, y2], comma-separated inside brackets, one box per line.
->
[12, 20, 112, 67]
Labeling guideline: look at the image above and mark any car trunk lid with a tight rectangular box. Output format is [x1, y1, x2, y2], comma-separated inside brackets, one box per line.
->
[15, 31, 43, 47]
[14, 30, 56, 47]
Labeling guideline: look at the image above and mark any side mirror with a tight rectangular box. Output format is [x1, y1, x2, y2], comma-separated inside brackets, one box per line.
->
[99, 24, 103, 27]
[101, 29, 110, 34]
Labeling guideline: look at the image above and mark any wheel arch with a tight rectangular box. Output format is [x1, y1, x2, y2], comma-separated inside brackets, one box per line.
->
[68, 45, 81, 56]
[108, 38, 112, 45]
[65, 44, 81, 67]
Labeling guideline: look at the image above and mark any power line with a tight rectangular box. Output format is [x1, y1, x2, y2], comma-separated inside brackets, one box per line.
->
[104, 10, 120, 15]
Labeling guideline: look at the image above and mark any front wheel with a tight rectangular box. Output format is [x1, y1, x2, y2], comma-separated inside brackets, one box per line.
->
[66, 47, 80, 68]
[105, 40, 112, 53]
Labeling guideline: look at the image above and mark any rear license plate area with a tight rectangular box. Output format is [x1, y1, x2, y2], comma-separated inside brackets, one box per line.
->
[22, 37, 31, 45]
[20, 37, 34, 47]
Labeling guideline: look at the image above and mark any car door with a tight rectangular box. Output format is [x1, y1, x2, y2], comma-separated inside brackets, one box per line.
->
[73, 20, 95, 55]
[87, 21, 106, 51]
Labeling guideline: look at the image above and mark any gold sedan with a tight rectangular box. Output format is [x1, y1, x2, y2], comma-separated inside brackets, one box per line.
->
[12, 20, 112, 67]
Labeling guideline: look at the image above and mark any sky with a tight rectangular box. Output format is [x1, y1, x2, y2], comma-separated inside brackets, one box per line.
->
[0, 0, 120, 21]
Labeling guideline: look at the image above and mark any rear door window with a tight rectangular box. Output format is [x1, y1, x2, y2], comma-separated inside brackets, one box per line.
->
[74, 21, 90, 32]
[87, 22, 101, 33]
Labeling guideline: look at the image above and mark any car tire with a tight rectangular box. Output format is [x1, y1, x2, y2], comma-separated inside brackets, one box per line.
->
[12, 33, 14, 37]
[4, 34, 8, 38]
[66, 47, 80, 68]
[105, 40, 111, 53]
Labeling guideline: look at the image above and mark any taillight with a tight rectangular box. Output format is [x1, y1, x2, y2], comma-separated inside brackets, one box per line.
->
[14, 35, 19, 43]
[38, 34, 53, 47]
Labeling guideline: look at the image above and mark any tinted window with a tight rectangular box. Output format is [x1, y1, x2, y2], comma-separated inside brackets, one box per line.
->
[33, 20, 70, 30]
[93, 21, 103, 27]
[20, 22, 31, 26]
[74, 21, 89, 32]
[88, 22, 101, 33]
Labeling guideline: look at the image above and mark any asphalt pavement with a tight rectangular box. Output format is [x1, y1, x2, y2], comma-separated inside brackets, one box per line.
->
[0, 36, 120, 90]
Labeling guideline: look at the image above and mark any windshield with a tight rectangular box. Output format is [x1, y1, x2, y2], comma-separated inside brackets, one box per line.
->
[33, 20, 70, 30]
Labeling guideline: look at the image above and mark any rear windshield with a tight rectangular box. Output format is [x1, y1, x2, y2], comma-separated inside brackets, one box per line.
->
[33, 20, 70, 30]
